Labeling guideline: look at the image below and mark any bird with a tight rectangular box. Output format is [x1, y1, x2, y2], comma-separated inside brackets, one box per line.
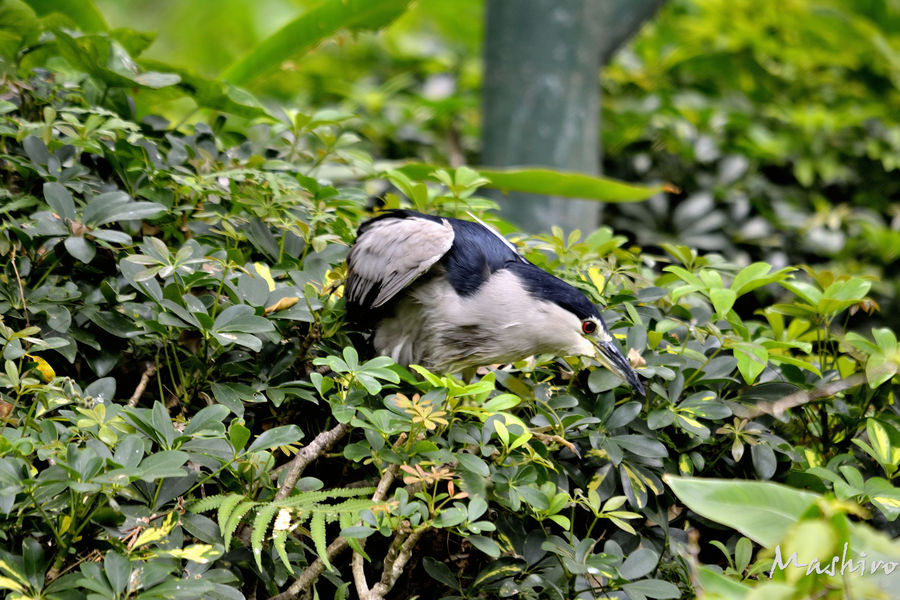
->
[344, 209, 644, 395]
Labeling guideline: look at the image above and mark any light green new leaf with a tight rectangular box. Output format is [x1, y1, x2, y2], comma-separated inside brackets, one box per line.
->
[28, 0, 107, 31]
[223, 0, 414, 85]
[710, 288, 737, 317]
[733, 342, 768, 384]
[395, 163, 667, 202]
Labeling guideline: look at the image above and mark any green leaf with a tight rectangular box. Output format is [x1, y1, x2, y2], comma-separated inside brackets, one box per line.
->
[435, 506, 467, 528]
[731, 263, 793, 297]
[817, 278, 872, 315]
[184, 404, 230, 436]
[141, 59, 271, 118]
[780, 280, 823, 305]
[247, 425, 303, 452]
[466, 535, 502, 558]
[43, 182, 76, 222]
[64, 237, 96, 263]
[103, 552, 129, 596]
[665, 476, 819, 547]
[394, 163, 667, 202]
[733, 342, 768, 384]
[137, 450, 189, 481]
[709, 288, 737, 317]
[223, 0, 414, 85]
[83, 192, 165, 226]
[228, 420, 251, 451]
[213, 305, 275, 334]
[22, 538, 45, 590]
[0, 0, 38, 60]
[734, 537, 753, 573]
[621, 579, 681, 599]
[696, 566, 753, 598]
[619, 547, 659, 579]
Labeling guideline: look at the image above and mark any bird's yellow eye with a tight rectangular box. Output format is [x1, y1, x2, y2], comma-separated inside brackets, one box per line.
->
[582, 320, 597, 334]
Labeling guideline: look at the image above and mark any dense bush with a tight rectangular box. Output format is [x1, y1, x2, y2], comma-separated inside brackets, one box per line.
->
[0, 2, 898, 600]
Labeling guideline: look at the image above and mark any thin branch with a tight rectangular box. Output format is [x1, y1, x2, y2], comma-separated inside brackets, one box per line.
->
[351, 534, 375, 599]
[267, 462, 401, 600]
[275, 422, 351, 501]
[127, 365, 158, 408]
[736, 373, 867, 419]
[11, 245, 29, 327]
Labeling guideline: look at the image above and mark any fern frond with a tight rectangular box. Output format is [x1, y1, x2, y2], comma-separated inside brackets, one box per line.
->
[189, 494, 231, 514]
[272, 528, 293, 575]
[317, 498, 381, 515]
[224, 500, 257, 550]
[276, 486, 375, 509]
[251, 503, 281, 571]
[309, 511, 331, 572]
[217, 494, 246, 538]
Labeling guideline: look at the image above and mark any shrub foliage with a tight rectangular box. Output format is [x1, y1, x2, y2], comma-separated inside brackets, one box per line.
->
[0, 2, 898, 600]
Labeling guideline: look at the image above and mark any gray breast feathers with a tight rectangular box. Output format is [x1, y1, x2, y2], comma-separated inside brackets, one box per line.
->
[345, 216, 454, 309]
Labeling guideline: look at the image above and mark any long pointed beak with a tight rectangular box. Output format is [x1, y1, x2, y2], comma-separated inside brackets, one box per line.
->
[593, 339, 645, 396]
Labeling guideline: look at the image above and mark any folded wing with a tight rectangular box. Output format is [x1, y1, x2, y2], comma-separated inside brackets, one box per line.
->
[346, 215, 455, 309]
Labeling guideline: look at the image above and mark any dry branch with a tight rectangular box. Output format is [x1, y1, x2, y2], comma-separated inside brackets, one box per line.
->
[736, 373, 867, 419]
[275, 422, 352, 501]
[127, 365, 158, 407]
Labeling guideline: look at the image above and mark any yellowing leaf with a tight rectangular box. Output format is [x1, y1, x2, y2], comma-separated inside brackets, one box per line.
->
[587, 267, 605, 296]
[26, 353, 55, 382]
[0, 575, 25, 593]
[264, 296, 299, 314]
[157, 544, 222, 564]
[254, 262, 276, 291]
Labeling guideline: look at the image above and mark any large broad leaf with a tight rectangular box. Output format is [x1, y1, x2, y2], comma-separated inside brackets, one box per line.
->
[222, 0, 414, 86]
[27, 0, 107, 31]
[665, 476, 818, 547]
[394, 163, 667, 202]
[140, 59, 271, 119]
[53, 29, 179, 90]
[0, 0, 39, 60]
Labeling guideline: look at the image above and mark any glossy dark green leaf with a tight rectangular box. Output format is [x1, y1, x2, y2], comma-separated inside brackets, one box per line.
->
[63, 236, 96, 263]
[247, 424, 303, 452]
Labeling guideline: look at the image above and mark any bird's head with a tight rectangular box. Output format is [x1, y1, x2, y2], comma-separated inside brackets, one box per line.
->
[579, 315, 645, 396]
[505, 262, 645, 395]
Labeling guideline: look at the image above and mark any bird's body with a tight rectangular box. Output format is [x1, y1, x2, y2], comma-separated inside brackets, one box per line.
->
[346, 210, 643, 393]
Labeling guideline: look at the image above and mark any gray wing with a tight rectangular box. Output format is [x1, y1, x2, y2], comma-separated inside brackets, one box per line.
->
[346, 216, 454, 308]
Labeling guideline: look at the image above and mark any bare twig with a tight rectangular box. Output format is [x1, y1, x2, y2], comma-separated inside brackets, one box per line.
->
[11, 245, 29, 327]
[275, 422, 351, 501]
[352, 522, 427, 599]
[531, 431, 580, 456]
[127, 365, 158, 408]
[365, 525, 426, 600]
[736, 373, 868, 419]
[267, 462, 401, 600]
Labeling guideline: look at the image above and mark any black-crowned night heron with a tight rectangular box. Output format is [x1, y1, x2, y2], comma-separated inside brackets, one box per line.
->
[346, 210, 644, 394]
